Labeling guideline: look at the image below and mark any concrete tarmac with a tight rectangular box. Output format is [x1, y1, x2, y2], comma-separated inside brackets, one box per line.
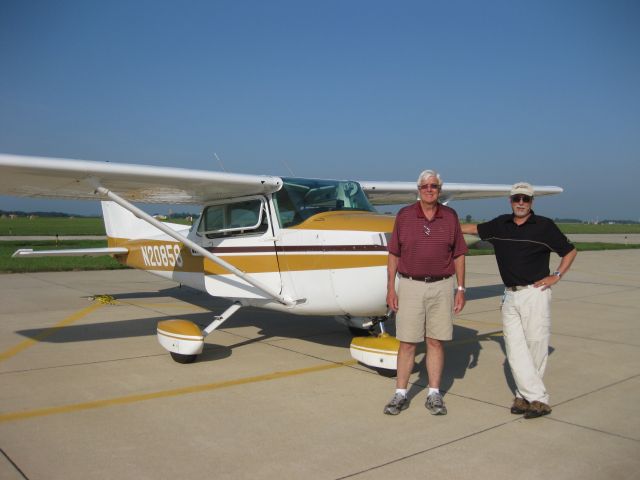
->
[0, 251, 639, 479]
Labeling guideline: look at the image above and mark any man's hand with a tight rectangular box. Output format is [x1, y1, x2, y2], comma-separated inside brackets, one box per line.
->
[454, 290, 465, 313]
[534, 275, 560, 291]
[386, 289, 399, 312]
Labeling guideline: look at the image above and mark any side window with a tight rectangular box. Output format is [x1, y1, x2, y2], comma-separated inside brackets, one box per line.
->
[197, 198, 268, 238]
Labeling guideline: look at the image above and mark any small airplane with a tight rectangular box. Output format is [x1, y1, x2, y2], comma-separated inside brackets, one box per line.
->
[0, 153, 563, 371]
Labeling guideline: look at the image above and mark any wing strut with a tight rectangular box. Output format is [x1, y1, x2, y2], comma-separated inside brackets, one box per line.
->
[95, 186, 296, 307]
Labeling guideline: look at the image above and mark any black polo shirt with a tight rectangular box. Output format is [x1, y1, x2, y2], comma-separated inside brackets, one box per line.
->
[477, 211, 575, 287]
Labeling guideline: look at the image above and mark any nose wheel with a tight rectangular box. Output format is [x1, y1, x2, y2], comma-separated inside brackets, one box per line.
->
[170, 352, 198, 364]
[349, 311, 399, 375]
[348, 326, 374, 337]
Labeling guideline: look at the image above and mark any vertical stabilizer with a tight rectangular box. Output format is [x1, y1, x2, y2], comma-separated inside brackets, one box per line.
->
[101, 201, 189, 240]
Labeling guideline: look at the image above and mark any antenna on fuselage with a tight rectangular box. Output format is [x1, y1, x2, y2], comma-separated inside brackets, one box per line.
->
[214, 152, 226, 172]
[281, 159, 295, 176]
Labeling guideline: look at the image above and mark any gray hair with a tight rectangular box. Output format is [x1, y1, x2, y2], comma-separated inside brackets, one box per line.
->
[417, 169, 442, 187]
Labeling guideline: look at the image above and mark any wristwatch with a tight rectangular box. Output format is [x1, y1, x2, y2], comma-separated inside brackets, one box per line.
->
[456, 286, 466, 292]
[553, 271, 562, 278]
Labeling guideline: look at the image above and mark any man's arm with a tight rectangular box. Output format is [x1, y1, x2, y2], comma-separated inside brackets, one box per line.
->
[534, 247, 578, 291]
[386, 253, 399, 311]
[460, 223, 478, 235]
[453, 254, 466, 314]
[557, 247, 578, 275]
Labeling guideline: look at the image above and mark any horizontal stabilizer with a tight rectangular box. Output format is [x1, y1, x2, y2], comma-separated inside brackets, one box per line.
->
[12, 247, 128, 258]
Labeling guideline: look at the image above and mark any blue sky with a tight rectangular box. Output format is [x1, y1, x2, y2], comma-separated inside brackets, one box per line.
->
[1, 0, 638, 221]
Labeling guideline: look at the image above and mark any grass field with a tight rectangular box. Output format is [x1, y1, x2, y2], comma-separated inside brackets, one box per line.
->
[467, 242, 640, 256]
[1, 217, 640, 236]
[0, 240, 127, 273]
[556, 223, 640, 234]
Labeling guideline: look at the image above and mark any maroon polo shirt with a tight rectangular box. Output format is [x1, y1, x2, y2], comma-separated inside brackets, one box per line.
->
[388, 202, 468, 277]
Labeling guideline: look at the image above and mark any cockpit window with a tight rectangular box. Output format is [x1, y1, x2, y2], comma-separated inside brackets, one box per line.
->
[274, 178, 375, 228]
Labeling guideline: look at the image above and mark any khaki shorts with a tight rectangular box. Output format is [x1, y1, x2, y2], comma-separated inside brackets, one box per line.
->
[396, 276, 454, 342]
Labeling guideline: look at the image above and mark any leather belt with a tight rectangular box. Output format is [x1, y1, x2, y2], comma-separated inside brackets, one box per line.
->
[400, 273, 451, 283]
[507, 285, 531, 291]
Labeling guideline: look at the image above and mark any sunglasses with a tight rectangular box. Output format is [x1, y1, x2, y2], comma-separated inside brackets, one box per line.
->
[510, 194, 532, 203]
[419, 183, 440, 191]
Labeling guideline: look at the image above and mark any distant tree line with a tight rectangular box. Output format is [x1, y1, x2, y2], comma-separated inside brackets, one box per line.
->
[597, 219, 639, 224]
[0, 210, 84, 218]
[165, 212, 197, 219]
[554, 218, 639, 224]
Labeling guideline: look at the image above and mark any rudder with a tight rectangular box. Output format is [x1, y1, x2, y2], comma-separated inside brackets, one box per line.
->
[101, 201, 189, 240]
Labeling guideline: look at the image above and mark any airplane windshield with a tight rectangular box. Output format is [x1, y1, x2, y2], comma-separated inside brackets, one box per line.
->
[274, 177, 376, 228]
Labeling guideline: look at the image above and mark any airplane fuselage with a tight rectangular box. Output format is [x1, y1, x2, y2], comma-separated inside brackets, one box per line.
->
[105, 178, 396, 318]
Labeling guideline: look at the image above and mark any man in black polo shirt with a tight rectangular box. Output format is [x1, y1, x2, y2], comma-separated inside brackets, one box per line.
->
[461, 182, 577, 419]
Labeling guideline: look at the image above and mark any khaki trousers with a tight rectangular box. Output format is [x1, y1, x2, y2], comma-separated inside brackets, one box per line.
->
[396, 276, 454, 342]
[502, 286, 552, 404]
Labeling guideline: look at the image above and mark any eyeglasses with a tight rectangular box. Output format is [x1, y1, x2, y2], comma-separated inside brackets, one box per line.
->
[419, 183, 440, 191]
[510, 194, 532, 203]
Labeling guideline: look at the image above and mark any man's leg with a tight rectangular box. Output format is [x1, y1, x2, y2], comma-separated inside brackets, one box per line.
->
[425, 337, 444, 389]
[520, 288, 552, 418]
[384, 276, 424, 415]
[423, 278, 453, 415]
[521, 289, 552, 388]
[396, 341, 417, 389]
[502, 290, 549, 404]
[425, 337, 447, 415]
[383, 341, 415, 415]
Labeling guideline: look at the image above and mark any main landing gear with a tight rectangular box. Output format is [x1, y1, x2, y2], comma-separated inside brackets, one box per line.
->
[157, 302, 242, 363]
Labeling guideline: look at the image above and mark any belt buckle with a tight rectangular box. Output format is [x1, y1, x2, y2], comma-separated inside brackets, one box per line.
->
[424, 276, 432, 282]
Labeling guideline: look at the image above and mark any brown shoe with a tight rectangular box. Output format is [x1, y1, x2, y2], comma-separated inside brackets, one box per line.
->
[524, 401, 552, 419]
[510, 397, 530, 415]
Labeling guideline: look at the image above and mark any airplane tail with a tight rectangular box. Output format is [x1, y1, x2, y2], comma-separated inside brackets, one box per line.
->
[101, 201, 189, 240]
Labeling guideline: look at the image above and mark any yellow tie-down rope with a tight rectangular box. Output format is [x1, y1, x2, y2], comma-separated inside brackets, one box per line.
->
[90, 294, 117, 305]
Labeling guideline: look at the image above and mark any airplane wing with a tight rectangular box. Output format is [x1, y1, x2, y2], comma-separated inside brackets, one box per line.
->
[0, 154, 283, 204]
[360, 181, 563, 205]
[1, 153, 563, 206]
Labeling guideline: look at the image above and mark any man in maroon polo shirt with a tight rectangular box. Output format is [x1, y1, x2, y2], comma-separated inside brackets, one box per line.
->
[384, 170, 468, 416]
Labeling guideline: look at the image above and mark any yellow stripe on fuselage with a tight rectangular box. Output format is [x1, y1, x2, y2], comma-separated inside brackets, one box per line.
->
[276, 254, 386, 272]
[291, 211, 395, 231]
[108, 238, 387, 274]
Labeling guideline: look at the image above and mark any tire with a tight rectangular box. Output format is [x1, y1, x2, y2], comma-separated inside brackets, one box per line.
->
[170, 352, 197, 364]
[348, 326, 372, 337]
[374, 367, 397, 378]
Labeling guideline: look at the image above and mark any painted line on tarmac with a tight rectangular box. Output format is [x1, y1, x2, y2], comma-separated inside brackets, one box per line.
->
[0, 330, 504, 424]
[0, 360, 356, 423]
[0, 302, 105, 363]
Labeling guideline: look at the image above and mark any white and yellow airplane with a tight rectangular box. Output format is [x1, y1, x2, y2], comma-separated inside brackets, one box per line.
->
[0, 153, 562, 371]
